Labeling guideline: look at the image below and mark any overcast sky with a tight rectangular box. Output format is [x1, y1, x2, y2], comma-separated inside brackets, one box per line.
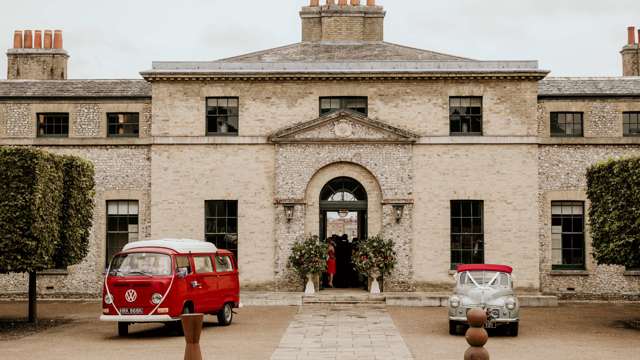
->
[1, 0, 639, 79]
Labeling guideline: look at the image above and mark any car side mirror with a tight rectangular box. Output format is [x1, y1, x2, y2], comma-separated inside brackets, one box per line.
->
[176, 268, 188, 279]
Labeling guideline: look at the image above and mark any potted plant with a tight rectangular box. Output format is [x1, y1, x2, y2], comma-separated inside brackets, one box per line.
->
[288, 235, 328, 294]
[352, 235, 397, 294]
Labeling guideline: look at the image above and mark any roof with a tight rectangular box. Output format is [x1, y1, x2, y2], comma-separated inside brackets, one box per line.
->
[539, 77, 640, 97]
[123, 239, 218, 253]
[142, 41, 547, 80]
[216, 42, 472, 62]
[0, 79, 151, 98]
[456, 264, 513, 274]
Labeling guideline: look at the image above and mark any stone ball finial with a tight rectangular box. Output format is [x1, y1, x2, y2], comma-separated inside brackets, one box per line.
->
[464, 308, 490, 360]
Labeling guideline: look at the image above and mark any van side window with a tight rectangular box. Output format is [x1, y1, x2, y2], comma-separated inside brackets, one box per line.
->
[176, 256, 192, 274]
[194, 256, 214, 273]
[215, 256, 234, 273]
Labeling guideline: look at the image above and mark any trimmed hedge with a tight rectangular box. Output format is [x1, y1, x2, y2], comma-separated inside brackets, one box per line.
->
[54, 156, 95, 268]
[0, 147, 95, 273]
[0, 147, 64, 273]
[586, 157, 640, 269]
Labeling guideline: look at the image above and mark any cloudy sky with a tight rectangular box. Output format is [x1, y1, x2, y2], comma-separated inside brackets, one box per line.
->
[0, 0, 639, 79]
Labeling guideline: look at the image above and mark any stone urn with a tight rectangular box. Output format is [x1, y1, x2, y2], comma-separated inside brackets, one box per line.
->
[304, 273, 316, 294]
[369, 268, 381, 294]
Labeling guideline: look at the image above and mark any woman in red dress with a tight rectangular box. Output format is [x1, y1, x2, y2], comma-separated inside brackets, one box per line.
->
[327, 240, 337, 288]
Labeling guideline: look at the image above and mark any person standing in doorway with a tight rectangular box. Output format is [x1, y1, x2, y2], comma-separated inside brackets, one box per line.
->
[327, 239, 337, 288]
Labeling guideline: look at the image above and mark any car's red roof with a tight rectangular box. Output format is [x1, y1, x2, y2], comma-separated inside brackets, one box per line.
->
[456, 264, 513, 274]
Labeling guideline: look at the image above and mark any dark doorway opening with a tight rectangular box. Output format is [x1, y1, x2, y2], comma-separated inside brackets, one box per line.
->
[319, 177, 367, 289]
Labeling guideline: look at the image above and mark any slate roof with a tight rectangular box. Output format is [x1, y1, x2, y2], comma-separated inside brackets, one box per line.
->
[539, 77, 640, 97]
[216, 42, 472, 62]
[0, 80, 151, 98]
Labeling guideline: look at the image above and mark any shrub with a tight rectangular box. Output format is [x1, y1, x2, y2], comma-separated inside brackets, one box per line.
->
[288, 235, 328, 278]
[54, 155, 96, 268]
[586, 157, 640, 269]
[0, 147, 64, 274]
[352, 234, 397, 276]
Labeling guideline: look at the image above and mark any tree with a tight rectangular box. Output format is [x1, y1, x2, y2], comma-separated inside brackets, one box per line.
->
[0, 147, 95, 323]
[586, 157, 640, 269]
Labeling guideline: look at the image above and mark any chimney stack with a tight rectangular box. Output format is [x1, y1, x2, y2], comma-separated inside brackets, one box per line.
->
[23, 30, 33, 48]
[300, 0, 386, 43]
[44, 30, 52, 49]
[7, 28, 69, 80]
[13, 31, 23, 49]
[622, 26, 640, 76]
[34, 30, 42, 48]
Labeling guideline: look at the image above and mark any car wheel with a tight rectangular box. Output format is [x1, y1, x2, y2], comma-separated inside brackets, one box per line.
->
[507, 322, 519, 337]
[117, 322, 129, 337]
[449, 320, 458, 335]
[217, 303, 233, 326]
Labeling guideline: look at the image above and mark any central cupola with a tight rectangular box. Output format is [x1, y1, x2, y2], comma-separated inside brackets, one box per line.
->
[300, 0, 385, 43]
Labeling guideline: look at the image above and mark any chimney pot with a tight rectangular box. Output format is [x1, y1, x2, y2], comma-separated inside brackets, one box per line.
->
[34, 30, 42, 48]
[53, 30, 63, 49]
[367, 0, 375, 5]
[628, 26, 636, 45]
[338, 0, 347, 5]
[44, 30, 52, 49]
[350, 0, 360, 5]
[310, 0, 319, 5]
[13, 30, 23, 48]
[23, 30, 33, 48]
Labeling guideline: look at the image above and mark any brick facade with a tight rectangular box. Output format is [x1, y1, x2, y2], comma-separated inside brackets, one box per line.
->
[0, 2, 639, 300]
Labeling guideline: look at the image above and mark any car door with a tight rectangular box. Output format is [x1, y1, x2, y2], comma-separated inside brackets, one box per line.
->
[214, 253, 237, 305]
[192, 254, 217, 312]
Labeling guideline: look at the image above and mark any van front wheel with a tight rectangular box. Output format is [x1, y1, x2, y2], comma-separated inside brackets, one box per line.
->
[217, 303, 233, 326]
[118, 322, 129, 336]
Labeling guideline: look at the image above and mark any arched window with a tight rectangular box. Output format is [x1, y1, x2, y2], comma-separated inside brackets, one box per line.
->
[320, 177, 367, 202]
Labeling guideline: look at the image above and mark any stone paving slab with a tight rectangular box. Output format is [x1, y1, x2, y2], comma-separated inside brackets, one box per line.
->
[270, 305, 413, 360]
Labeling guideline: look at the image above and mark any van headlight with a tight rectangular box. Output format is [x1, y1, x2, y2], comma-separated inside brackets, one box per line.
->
[104, 294, 114, 305]
[151, 293, 163, 305]
[506, 297, 516, 310]
[449, 296, 460, 308]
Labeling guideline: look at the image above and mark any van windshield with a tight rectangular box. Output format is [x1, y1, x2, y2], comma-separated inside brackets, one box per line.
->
[109, 253, 172, 276]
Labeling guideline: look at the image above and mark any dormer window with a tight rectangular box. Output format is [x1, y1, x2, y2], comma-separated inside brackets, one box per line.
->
[320, 97, 368, 116]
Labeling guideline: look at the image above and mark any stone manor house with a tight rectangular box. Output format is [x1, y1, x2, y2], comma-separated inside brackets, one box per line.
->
[1, 1, 640, 300]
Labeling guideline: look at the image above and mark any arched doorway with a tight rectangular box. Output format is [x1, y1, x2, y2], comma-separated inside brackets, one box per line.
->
[319, 177, 367, 289]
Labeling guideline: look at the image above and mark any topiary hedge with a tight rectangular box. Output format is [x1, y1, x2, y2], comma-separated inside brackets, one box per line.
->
[0, 147, 64, 273]
[586, 157, 640, 269]
[54, 155, 96, 268]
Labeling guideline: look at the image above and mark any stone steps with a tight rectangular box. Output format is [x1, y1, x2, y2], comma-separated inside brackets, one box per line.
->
[240, 291, 559, 307]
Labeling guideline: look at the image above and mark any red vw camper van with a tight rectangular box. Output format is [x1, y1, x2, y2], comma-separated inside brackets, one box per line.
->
[100, 239, 240, 336]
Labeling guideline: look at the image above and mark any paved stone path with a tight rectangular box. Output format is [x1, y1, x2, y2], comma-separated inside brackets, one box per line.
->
[270, 305, 414, 360]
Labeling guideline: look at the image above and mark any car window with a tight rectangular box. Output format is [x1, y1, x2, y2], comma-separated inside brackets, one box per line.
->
[215, 256, 234, 273]
[175, 256, 192, 274]
[110, 252, 172, 276]
[194, 256, 214, 273]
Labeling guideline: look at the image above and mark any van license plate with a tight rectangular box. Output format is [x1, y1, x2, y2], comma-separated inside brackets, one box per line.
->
[120, 308, 143, 315]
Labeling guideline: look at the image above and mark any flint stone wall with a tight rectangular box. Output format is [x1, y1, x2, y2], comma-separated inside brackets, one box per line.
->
[0, 146, 152, 298]
[274, 143, 414, 290]
[538, 145, 640, 298]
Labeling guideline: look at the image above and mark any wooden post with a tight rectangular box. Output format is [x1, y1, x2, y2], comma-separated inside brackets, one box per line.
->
[28, 272, 37, 324]
[182, 313, 204, 360]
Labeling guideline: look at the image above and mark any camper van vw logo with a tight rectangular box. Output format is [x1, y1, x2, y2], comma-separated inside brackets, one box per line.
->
[125, 289, 137, 303]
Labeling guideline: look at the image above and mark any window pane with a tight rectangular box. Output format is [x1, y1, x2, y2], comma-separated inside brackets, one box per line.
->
[451, 200, 484, 268]
[319, 97, 368, 116]
[551, 201, 585, 269]
[449, 97, 482, 135]
[205, 200, 239, 260]
[207, 97, 239, 135]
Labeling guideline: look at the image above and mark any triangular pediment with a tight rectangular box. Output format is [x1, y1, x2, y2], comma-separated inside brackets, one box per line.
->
[268, 110, 418, 144]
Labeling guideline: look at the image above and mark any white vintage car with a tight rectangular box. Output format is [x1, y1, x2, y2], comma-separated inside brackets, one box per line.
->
[448, 264, 519, 336]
